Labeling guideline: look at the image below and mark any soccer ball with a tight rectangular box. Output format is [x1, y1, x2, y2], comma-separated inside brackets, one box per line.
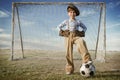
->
[80, 61, 95, 77]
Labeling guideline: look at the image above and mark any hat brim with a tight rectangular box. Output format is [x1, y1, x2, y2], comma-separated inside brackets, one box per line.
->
[67, 4, 80, 16]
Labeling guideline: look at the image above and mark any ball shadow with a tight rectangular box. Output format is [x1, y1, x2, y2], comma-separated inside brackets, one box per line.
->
[94, 71, 120, 78]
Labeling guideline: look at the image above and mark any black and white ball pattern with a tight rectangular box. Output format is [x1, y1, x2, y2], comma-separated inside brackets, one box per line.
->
[80, 61, 95, 77]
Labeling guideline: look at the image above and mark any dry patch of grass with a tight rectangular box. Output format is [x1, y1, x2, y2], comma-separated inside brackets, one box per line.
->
[0, 49, 120, 80]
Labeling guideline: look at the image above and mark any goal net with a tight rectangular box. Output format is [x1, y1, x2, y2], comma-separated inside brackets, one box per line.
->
[11, 2, 106, 62]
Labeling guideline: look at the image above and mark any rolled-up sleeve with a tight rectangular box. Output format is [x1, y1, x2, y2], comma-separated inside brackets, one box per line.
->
[78, 20, 87, 32]
[57, 20, 67, 31]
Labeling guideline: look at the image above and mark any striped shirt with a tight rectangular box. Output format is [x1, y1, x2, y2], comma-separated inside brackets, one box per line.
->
[57, 19, 87, 32]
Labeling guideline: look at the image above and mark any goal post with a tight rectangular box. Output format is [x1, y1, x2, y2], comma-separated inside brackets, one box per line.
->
[11, 2, 106, 62]
[95, 3, 106, 62]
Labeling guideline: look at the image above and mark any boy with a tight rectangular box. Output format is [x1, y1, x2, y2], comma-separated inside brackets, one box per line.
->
[57, 4, 92, 74]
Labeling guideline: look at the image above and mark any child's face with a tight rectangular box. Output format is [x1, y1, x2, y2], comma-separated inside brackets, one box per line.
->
[68, 10, 76, 19]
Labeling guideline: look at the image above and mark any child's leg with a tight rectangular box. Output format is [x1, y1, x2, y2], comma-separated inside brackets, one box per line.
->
[74, 37, 92, 63]
[64, 34, 74, 74]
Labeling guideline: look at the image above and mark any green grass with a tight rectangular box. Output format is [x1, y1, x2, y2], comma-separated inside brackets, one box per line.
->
[0, 49, 120, 80]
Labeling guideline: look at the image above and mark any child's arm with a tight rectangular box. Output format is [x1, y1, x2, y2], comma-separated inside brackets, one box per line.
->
[78, 21, 87, 32]
[80, 22, 87, 32]
[57, 20, 67, 31]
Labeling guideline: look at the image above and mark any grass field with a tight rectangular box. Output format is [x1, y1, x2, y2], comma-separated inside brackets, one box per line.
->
[0, 49, 120, 80]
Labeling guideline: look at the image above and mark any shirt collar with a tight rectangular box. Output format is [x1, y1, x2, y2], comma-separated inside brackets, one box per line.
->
[69, 19, 76, 22]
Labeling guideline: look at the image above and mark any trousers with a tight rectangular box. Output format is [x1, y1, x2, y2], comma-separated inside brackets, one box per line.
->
[65, 32, 91, 71]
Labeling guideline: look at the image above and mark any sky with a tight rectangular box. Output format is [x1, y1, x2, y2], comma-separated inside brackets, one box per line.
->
[0, 0, 120, 51]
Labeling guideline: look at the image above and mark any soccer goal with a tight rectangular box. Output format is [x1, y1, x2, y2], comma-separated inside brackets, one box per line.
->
[11, 2, 106, 62]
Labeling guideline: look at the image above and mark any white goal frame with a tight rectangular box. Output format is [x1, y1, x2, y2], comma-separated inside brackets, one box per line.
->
[11, 2, 106, 62]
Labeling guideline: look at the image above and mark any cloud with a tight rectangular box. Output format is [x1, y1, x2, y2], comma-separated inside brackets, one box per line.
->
[0, 40, 10, 46]
[107, 1, 120, 9]
[107, 22, 120, 29]
[108, 2, 115, 9]
[51, 27, 59, 32]
[116, 1, 120, 6]
[107, 41, 120, 51]
[15, 38, 64, 50]
[0, 33, 11, 39]
[0, 33, 11, 49]
[107, 33, 120, 51]
[0, 28, 4, 32]
[0, 10, 10, 18]
[23, 37, 62, 46]
[80, 9, 96, 17]
[106, 21, 120, 51]
[20, 19, 36, 27]
[14, 17, 40, 28]
[111, 23, 120, 27]
[118, 15, 120, 18]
